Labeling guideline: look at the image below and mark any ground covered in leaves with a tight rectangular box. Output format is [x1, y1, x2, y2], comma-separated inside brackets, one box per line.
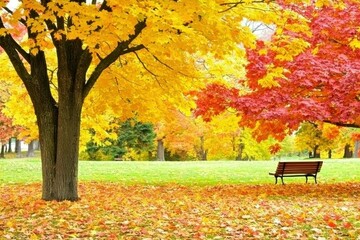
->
[1, 183, 360, 239]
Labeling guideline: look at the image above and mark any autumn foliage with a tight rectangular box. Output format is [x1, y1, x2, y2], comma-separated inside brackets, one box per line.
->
[1, 182, 360, 239]
[0, 108, 13, 144]
[195, 0, 360, 141]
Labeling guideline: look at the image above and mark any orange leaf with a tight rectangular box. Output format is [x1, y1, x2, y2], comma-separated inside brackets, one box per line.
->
[343, 222, 352, 229]
[327, 220, 337, 228]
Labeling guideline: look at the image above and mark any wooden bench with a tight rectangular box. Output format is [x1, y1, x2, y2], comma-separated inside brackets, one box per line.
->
[269, 161, 323, 184]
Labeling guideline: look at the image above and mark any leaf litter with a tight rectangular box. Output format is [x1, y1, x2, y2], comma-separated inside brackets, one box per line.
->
[1, 182, 360, 239]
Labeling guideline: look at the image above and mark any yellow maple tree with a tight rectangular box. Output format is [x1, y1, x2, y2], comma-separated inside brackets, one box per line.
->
[0, 0, 309, 201]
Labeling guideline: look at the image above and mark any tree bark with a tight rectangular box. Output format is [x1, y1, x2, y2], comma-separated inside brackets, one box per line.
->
[39, 109, 58, 200]
[34, 140, 40, 151]
[343, 143, 353, 158]
[54, 93, 82, 200]
[0, 144, 5, 158]
[27, 140, 35, 157]
[311, 145, 320, 158]
[195, 136, 207, 160]
[328, 149, 332, 159]
[15, 139, 22, 158]
[236, 142, 245, 160]
[354, 141, 360, 158]
[33, 74, 83, 201]
[157, 139, 165, 161]
[7, 138, 12, 153]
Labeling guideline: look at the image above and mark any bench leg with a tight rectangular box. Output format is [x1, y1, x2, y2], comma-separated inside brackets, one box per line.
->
[274, 176, 285, 184]
[306, 175, 318, 184]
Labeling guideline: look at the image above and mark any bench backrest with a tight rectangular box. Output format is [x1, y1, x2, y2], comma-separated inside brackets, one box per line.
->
[275, 161, 323, 175]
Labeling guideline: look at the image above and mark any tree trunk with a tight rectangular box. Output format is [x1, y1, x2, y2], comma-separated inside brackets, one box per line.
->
[328, 149, 332, 159]
[195, 136, 207, 161]
[27, 50, 84, 201]
[27, 140, 35, 157]
[34, 103, 56, 201]
[354, 141, 360, 158]
[343, 143, 353, 158]
[236, 142, 245, 160]
[7, 137, 12, 153]
[232, 136, 236, 152]
[33, 140, 40, 151]
[34, 89, 83, 201]
[198, 149, 208, 161]
[311, 145, 320, 158]
[0, 144, 5, 158]
[15, 139, 22, 158]
[157, 139, 165, 161]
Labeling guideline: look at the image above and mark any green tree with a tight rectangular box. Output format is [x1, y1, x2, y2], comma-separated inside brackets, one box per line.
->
[86, 119, 156, 160]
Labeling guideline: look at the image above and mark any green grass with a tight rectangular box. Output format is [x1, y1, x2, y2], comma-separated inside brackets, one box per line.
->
[1, 158, 360, 185]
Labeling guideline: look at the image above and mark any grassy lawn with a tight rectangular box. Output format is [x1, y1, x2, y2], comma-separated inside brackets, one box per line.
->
[1, 158, 360, 185]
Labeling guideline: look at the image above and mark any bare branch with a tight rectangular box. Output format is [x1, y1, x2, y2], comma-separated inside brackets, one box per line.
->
[145, 48, 174, 71]
[144, 47, 196, 78]
[323, 120, 360, 128]
[220, 1, 244, 12]
[134, 52, 157, 77]
[83, 19, 147, 99]
[219, 0, 274, 13]
[133, 52, 165, 89]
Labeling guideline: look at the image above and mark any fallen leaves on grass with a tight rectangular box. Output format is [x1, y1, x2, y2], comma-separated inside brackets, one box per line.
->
[1, 183, 360, 239]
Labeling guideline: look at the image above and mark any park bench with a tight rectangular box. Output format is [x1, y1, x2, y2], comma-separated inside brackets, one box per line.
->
[269, 161, 323, 184]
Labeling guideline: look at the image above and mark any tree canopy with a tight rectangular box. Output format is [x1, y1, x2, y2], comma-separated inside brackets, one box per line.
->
[195, 0, 360, 141]
[0, 0, 309, 201]
[2, 0, 358, 201]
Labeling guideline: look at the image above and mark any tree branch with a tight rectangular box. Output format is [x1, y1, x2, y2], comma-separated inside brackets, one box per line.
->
[5, 36, 30, 63]
[219, 0, 274, 13]
[0, 17, 30, 63]
[99, 0, 112, 12]
[83, 19, 147, 100]
[134, 52, 157, 77]
[145, 48, 174, 71]
[2, 7, 27, 25]
[145, 47, 195, 78]
[0, 19, 31, 81]
[323, 120, 360, 128]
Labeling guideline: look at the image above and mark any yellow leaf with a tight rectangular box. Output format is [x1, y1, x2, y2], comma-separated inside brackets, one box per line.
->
[258, 48, 268, 55]
[30, 234, 39, 240]
[30, 48, 39, 56]
[6, 220, 15, 228]
[349, 38, 360, 50]
[53, 32, 62, 41]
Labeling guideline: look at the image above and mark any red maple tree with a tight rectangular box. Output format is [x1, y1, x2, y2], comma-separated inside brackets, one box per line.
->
[195, 1, 360, 141]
